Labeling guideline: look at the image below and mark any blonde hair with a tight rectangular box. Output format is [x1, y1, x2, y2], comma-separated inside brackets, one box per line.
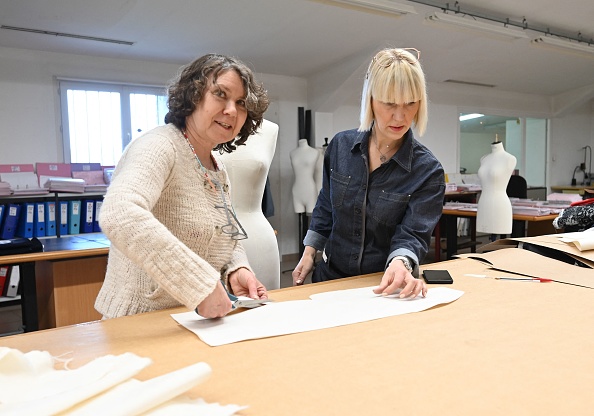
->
[359, 48, 428, 136]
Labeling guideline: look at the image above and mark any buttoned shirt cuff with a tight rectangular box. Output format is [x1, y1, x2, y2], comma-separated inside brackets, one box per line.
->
[303, 230, 327, 252]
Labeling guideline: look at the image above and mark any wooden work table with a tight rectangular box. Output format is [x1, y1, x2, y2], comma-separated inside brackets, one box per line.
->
[550, 185, 593, 195]
[0, 235, 109, 264]
[3, 258, 593, 415]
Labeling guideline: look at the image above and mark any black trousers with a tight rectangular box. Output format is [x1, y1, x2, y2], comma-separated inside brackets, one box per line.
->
[312, 259, 349, 283]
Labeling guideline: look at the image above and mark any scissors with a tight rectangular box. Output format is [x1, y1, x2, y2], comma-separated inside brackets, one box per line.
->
[222, 279, 272, 309]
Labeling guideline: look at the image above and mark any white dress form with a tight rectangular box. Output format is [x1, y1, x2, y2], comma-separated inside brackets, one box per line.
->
[313, 146, 325, 195]
[476, 141, 517, 234]
[218, 119, 280, 290]
[290, 139, 320, 214]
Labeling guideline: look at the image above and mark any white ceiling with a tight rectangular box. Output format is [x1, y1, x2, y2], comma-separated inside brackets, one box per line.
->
[1, 0, 594, 101]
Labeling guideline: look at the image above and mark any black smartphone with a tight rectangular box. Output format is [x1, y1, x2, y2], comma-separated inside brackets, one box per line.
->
[422, 269, 454, 284]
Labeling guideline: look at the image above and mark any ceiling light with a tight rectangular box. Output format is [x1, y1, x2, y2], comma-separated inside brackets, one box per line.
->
[325, 0, 417, 15]
[0, 25, 134, 45]
[424, 12, 528, 40]
[531, 36, 594, 58]
[459, 113, 484, 121]
[445, 79, 496, 88]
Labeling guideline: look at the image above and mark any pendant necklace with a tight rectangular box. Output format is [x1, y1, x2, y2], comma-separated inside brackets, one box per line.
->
[373, 134, 391, 163]
[182, 129, 218, 192]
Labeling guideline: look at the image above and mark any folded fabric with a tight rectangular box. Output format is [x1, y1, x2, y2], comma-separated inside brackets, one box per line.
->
[0, 347, 245, 416]
[553, 205, 594, 230]
[0, 348, 152, 415]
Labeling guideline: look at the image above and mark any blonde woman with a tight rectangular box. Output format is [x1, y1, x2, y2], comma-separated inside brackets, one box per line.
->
[292, 48, 445, 298]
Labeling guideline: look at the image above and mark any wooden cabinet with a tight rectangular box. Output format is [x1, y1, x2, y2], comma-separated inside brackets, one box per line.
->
[35, 255, 106, 329]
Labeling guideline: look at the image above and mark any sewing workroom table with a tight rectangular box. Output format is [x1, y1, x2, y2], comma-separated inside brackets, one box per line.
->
[0, 233, 109, 332]
[438, 208, 558, 259]
[3, 257, 593, 415]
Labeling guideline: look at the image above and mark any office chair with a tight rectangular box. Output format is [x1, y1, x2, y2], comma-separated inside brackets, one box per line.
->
[506, 175, 528, 237]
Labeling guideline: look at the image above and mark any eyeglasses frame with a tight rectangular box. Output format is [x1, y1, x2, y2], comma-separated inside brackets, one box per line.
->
[213, 181, 248, 240]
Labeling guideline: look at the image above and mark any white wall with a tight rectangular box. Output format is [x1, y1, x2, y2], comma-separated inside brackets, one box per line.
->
[548, 106, 594, 187]
[460, 132, 499, 174]
[0, 47, 180, 164]
[525, 118, 547, 187]
[421, 102, 460, 174]
[1, 45, 594, 259]
[0, 46, 309, 258]
[506, 119, 522, 173]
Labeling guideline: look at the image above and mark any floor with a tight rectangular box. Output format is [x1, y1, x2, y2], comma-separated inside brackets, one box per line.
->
[0, 234, 490, 337]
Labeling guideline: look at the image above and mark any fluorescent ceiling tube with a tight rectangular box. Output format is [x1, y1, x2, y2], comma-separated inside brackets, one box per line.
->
[327, 0, 417, 15]
[532, 36, 594, 57]
[459, 113, 484, 121]
[0, 25, 134, 45]
[425, 12, 528, 40]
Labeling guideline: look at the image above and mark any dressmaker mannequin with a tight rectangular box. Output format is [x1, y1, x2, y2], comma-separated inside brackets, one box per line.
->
[218, 119, 280, 289]
[476, 140, 517, 234]
[290, 139, 320, 214]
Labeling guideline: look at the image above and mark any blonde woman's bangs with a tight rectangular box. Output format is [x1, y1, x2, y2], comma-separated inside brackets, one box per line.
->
[370, 64, 422, 105]
[359, 47, 428, 135]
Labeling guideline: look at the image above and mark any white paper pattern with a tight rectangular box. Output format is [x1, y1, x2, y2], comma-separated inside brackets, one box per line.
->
[172, 286, 464, 346]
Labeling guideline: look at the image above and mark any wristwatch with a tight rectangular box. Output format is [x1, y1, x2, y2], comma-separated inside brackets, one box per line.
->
[392, 255, 414, 274]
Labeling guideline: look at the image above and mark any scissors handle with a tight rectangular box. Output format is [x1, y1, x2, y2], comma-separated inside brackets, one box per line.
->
[194, 279, 243, 316]
[221, 279, 239, 302]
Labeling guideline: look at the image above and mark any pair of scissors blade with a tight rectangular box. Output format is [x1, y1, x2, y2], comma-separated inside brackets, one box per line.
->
[220, 279, 271, 309]
[233, 298, 272, 309]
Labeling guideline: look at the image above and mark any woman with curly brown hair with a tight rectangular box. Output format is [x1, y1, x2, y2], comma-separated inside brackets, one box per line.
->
[95, 54, 270, 319]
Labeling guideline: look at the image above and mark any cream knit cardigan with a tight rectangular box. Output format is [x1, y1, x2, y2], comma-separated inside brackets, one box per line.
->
[95, 124, 252, 318]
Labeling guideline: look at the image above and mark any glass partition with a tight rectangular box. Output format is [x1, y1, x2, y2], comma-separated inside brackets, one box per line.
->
[459, 113, 547, 188]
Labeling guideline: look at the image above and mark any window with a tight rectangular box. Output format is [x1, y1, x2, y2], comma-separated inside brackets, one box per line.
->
[59, 80, 167, 165]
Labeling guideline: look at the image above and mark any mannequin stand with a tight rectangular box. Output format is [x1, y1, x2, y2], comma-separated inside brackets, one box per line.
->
[280, 212, 310, 278]
[298, 212, 309, 257]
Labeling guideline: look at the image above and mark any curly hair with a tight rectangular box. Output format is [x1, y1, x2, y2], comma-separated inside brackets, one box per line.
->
[164, 54, 269, 153]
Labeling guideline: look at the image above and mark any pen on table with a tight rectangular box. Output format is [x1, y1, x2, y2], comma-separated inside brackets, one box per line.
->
[494, 277, 553, 283]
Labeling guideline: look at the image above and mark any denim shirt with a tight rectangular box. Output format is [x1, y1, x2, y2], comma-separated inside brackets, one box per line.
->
[304, 128, 445, 279]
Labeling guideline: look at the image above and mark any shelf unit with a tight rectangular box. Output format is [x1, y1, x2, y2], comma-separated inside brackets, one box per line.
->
[0, 191, 105, 238]
[0, 295, 20, 306]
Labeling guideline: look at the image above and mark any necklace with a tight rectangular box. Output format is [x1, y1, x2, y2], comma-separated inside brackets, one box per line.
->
[182, 129, 218, 191]
[181, 128, 247, 240]
[373, 134, 392, 163]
